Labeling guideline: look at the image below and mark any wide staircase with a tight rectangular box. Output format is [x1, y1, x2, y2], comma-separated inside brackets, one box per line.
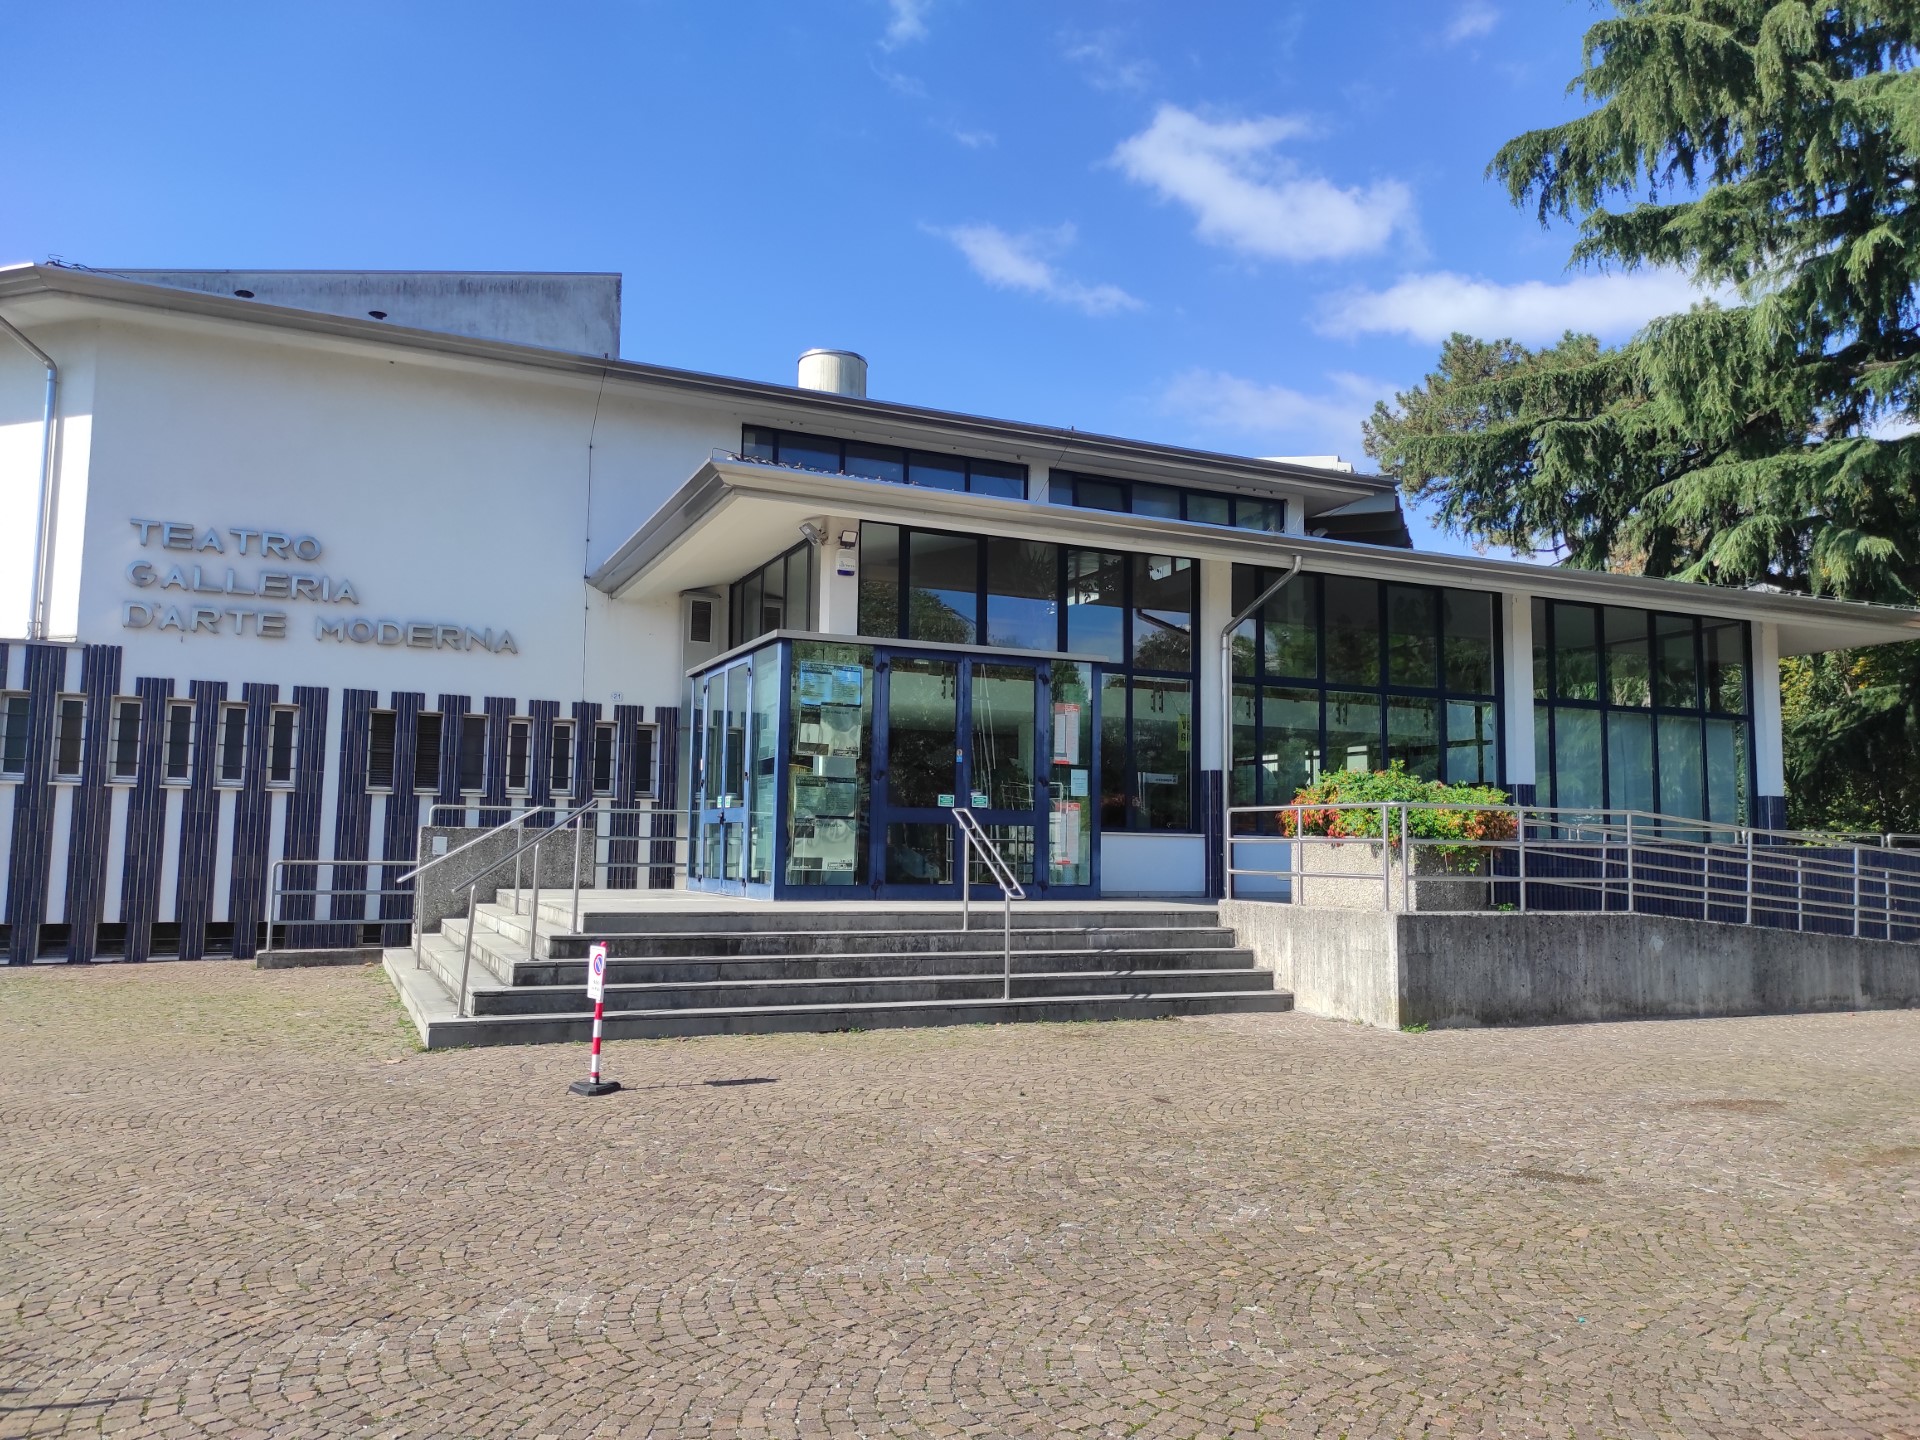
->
[388, 894, 1291, 1048]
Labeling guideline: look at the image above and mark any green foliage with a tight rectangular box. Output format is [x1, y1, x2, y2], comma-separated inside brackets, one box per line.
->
[1364, 1, 1920, 829]
[1283, 763, 1515, 860]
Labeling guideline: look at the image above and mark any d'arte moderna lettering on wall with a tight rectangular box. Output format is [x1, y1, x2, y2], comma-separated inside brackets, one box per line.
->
[119, 519, 519, 654]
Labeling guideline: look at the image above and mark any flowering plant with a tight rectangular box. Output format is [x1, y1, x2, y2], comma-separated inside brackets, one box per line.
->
[1281, 763, 1515, 864]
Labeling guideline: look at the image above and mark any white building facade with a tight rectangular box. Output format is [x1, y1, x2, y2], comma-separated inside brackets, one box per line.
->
[3, 264, 1915, 961]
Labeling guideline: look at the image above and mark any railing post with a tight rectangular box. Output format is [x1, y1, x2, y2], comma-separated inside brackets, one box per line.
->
[1625, 812, 1635, 915]
[960, 826, 971, 931]
[528, 836, 543, 960]
[457, 879, 478, 1018]
[263, 863, 278, 959]
[513, 845, 523, 916]
[1290, 805, 1300, 906]
[1003, 889, 1012, 1002]
[1745, 831, 1755, 926]
[1399, 804, 1410, 913]
[1796, 850, 1805, 932]
[1852, 846, 1861, 938]
[1517, 809, 1528, 914]
[1381, 803, 1392, 912]
[572, 807, 586, 935]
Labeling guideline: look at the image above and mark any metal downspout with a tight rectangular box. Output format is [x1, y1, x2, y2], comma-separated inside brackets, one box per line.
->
[1218, 554, 1303, 898]
[0, 312, 59, 642]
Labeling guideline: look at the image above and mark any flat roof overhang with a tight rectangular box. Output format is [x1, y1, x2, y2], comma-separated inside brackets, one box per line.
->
[591, 458, 1920, 658]
[0, 262, 1383, 509]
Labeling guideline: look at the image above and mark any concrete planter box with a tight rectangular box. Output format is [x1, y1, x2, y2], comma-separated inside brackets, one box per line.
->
[1294, 839, 1491, 912]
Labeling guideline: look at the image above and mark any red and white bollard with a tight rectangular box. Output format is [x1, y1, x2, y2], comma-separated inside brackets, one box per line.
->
[569, 941, 621, 1097]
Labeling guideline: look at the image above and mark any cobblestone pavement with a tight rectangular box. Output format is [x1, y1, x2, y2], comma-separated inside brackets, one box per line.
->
[2, 963, 1917, 1439]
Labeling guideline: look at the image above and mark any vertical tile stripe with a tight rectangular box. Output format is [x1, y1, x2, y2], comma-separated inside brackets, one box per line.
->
[480, 695, 516, 827]
[5, 645, 66, 964]
[172, 680, 227, 960]
[328, 689, 377, 949]
[62, 645, 123, 961]
[225, 683, 277, 959]
[608, 703, 645, 889]
[277, 686, 331, 947]
[120, 677, 175, 963]
[378, 691, 424, 943]
[651, 705, 680, 890]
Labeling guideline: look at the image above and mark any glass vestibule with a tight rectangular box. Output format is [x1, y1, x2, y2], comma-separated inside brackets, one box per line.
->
[689, 637, 1099, 899]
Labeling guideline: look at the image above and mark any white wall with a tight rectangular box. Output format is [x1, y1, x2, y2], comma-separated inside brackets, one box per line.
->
[66, 312, 752, 711]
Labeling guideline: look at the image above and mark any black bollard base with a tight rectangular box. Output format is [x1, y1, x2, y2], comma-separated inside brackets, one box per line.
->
[568, 1080, 622, 1097]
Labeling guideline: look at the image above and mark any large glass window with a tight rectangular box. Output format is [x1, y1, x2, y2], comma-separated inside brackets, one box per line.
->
[1230, 568, 1501, 820]
[1532, 599, 1752, 824]
[860, 524, 1198, 831]
[1052, 470, 1287, 536]
[742, 425, 1028, 498]
[728, 541, 815, 648]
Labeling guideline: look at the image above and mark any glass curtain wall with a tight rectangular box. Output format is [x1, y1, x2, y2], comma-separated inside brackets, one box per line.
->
[1229, 568, 1501, 825]
[729, 541, 816, 648]
[1531, 600, 1752, 824]
[860, 522, 1199, 831]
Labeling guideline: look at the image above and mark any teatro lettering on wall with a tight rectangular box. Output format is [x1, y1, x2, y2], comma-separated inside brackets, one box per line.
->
[120, 517, 517, 653]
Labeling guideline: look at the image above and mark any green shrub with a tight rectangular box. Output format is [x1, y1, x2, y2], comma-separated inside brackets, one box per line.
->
[1282, 762, 1514, 864]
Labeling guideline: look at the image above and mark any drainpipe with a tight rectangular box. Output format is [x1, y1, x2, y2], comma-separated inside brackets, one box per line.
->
[1217, 554, 1303, 899]
[0, 312, 58, 642]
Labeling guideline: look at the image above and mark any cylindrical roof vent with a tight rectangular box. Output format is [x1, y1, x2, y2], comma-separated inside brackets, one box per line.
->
[797, 348, 868, 398]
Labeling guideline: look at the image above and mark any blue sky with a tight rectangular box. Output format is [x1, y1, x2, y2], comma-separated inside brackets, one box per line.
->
[2, 0, 1703, 554]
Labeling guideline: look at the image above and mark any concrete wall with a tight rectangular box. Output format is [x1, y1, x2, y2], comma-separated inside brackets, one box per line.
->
[415, 824, 595, 936]
[114, 271, 622, 357]
[1219, 900, 1402, 1028]
[1222, 900, 1920, 1029]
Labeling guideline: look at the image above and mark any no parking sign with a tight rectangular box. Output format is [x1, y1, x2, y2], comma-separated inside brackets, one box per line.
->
[569, 941, 620, 1097]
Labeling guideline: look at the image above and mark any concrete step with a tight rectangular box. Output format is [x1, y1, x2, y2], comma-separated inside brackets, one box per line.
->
[505, 945, 1263, 989]
[453, 903, 1238, 962]
[494, 897, 1224, 936]
[466, 965, 1276, 1015]
[396, 981, 1295, 1049]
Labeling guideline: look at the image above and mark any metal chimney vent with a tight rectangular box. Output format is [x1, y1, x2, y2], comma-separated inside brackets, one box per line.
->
[796, 349, 868, 398]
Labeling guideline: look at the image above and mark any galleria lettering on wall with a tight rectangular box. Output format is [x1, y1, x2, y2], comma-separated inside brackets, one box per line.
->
[119, 518, 519, 654]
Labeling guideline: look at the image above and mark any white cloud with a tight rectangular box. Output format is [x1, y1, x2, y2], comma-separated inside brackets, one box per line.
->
[1111, 105, 1415, 262]
[940, 122, 996, 149]
[1160, 369, 1387, 452]
[933, 223, 1143, 317]
[1444, 2, 1498, 43]
[882, 0, 932, 48]
[1063, 30, 1151, 92]
[1317, 267, 1728, 344]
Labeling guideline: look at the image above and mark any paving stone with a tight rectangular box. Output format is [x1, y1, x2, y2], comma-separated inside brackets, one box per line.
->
[0, 961, 1916, 1437]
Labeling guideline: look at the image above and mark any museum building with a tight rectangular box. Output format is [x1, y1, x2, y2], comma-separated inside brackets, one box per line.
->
[3, 263, 1917, 963]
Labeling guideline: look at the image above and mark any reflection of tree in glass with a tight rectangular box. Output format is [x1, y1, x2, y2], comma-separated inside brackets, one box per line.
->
[1134, 614, 1192, 673]
[907, 589, 974, 643]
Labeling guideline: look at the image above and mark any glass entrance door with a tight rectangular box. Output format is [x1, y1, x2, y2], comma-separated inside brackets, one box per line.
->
[691, 651, 779, 898]
[871, 651, 1098, 898]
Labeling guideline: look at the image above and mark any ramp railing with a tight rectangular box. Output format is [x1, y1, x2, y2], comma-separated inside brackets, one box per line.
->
[1226, 801, 1920, 942]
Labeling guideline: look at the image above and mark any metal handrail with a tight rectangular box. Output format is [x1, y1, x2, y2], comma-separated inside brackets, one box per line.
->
[952, 807, 1025, 1000]
[433, 799, 601, 1018]
[1224, 799, 1920, 939]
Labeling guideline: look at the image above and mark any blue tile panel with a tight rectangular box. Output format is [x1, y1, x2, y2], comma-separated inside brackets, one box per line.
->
[651, 705, 680, 889]
[6, 645, 66, 963]
[224, 683, 277, 960]
[120, 677, 175, 962]
[62, 645, 123, 961]
[326, 689, 377, 949]
[479, 695, 516, 827]
[435, 694, 470, 809]
[172, 680, 228, 960]
[607, 703, 646, 889]
[276, 687, 330, 949]
[377, 691, 424, 945]
[526, 699, 559, 823]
